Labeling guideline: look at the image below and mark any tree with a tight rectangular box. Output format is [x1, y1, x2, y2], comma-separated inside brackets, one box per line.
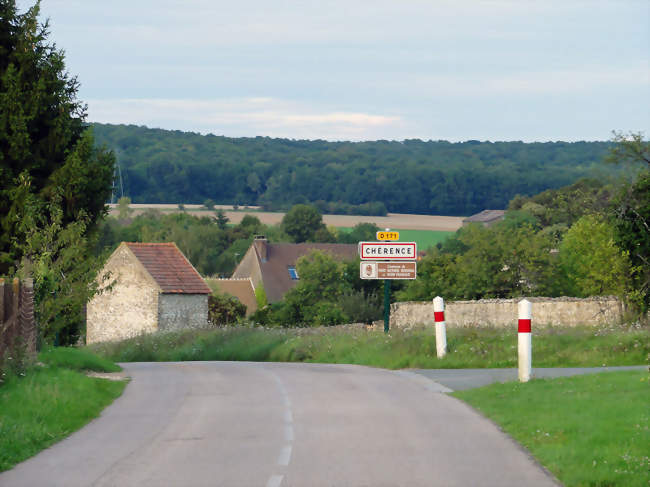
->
[1, 1, 115, 344]
[238, 214, 262, 233]
[281, 204, 325, 243]
[608, 132, 650, 311]
[0, 1, 114, 274]
[246, 172, 261, 194]
[606, 131, 650, 168]
[215, 210, 229, 230]
[338, 222, 379, 244]
[15, 185, 109, 344]
[612, 172, 649, 311]
[117, 196, 132, 220]
[559, 215, 631, 297]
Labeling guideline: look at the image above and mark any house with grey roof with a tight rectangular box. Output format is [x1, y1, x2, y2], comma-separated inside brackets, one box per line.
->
[86, 242, 212, 344]
[462, 209, 506, 227]
[229, 237, 357, 304]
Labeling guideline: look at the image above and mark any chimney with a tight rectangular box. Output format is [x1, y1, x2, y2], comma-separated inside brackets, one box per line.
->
[254, 236, 268, 262]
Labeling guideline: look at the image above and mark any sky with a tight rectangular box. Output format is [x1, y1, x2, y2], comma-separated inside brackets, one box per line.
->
[18, 0, 650, 142]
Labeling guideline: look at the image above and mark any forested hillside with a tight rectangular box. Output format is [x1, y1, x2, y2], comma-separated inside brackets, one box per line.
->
[93, 123, 625, 216]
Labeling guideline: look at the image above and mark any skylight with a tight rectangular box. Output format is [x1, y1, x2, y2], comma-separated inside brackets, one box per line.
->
[288, 267, 299, 280]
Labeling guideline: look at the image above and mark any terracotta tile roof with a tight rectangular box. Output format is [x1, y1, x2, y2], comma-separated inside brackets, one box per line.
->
[125, 242, 211, 294]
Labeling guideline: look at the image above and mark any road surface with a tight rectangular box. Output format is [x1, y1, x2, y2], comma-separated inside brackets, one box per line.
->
[0, 362, 558, 487]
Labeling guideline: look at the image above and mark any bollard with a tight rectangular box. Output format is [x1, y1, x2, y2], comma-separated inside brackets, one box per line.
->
[518, 299, 532, 382]
[433, 296, 447, 358]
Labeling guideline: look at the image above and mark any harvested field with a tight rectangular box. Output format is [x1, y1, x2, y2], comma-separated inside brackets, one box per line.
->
[108, 204, 465, 232]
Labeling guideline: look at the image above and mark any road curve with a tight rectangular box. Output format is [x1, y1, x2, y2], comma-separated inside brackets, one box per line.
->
[0, 362, 558, 487]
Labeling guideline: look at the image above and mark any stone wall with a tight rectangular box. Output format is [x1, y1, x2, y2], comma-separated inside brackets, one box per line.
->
[390, 296, 624, 329]
[87, 245, 159, 343]
[158, 294, 208, 331]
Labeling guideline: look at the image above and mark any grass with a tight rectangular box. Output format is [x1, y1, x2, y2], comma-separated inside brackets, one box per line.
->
[453, 371, 650, 487]
[90, 324, 649, 369]
[0, 347, 126, 472]
[37, 346, 122, 373]
[337, 227, 452, 250]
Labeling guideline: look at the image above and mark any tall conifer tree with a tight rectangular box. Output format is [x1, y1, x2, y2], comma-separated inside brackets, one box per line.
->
[0, 0, 114, 274]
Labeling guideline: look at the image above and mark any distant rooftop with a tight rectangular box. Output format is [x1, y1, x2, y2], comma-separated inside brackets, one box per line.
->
[463, 210, 506, 224]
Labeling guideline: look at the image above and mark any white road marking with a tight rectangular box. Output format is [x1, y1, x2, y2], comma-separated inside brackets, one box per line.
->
[277, 445, 292, 466]
[266, 474, 284, 487]
[284, 424, 294, 442]
[263, 369, 295, 487]
[283, 409, 293, 423]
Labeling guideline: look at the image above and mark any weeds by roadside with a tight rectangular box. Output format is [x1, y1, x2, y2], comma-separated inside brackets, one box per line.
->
[89, 322, 649, 369]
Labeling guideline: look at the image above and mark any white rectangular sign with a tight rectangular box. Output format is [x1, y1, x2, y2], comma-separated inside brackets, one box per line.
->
[358, 242, 417, 260]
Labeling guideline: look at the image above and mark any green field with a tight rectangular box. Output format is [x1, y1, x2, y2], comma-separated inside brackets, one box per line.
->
[454, 371, 650, 487]
[338, 227, 452, 250]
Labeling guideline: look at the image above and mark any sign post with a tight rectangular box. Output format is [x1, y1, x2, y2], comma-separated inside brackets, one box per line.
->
[383, 279, 391, 333]
[359, 232, 417, 333]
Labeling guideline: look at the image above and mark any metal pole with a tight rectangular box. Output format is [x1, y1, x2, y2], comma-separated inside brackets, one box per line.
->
[383, 279, 391, 333]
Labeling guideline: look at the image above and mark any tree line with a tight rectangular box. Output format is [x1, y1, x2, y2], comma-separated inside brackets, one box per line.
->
[92, 123, 636, 216]
[2, 0, 647, 347]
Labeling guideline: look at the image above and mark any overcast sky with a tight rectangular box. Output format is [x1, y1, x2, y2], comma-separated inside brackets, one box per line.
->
[19, 0, 650, 141]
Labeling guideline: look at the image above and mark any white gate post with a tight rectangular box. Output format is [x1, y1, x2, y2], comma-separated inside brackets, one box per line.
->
[433, 296, 447, 358]
[518, 299, 532, 382]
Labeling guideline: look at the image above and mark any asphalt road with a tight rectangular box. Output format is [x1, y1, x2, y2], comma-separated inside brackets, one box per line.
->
[0, 362, 559, 487]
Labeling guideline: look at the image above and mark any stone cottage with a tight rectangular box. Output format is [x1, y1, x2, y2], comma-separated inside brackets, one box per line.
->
[86, 242, 211, 344]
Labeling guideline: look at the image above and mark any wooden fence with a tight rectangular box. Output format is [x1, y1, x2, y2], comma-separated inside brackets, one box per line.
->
[0, 278, 37, 359]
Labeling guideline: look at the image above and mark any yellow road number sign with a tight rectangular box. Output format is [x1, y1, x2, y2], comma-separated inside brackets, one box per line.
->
[376, 231, 399, 241]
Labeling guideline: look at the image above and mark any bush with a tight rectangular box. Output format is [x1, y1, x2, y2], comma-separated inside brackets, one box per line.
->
[339, 291, 383, 324]
[208, 293, 246, 325]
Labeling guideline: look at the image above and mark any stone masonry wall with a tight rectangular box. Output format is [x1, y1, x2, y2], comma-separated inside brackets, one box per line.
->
[86, 245, 159, 343]
[158, 294, 208, 331]
[390, 296, 624, 329]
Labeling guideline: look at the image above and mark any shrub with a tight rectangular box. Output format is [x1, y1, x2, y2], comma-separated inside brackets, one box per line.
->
[208, 293, 246, 325]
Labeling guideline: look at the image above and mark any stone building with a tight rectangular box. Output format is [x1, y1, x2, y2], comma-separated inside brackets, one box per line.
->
[87, 242, 211, 344]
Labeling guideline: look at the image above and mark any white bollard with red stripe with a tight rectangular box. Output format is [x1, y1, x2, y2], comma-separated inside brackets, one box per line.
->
[433, 296, 447, 358]
[518, 299, 532, 382]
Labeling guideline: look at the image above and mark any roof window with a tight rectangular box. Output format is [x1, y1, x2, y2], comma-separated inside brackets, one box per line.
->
[288, 266, 299, 280]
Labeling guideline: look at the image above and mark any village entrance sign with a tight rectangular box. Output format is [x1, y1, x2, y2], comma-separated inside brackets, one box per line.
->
[358, 231, 417, 332]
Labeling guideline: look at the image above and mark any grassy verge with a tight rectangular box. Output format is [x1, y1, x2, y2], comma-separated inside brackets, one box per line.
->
[90, 324, 649, 369]
[0, 348, 126, 472]
[453, 371, 650, 487]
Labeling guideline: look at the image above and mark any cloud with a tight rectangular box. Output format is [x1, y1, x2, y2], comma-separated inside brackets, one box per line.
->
[86, 97, 406, 141]
[400, 63, 650, 98]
